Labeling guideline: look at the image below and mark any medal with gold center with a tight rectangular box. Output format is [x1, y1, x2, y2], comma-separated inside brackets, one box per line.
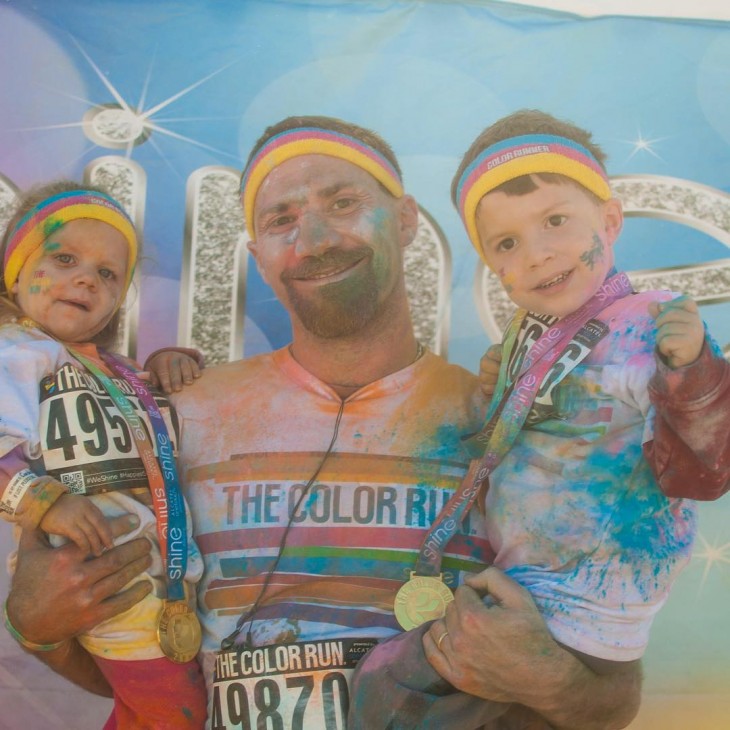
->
[394, 572, 454, 630]
[157, 600, 202, 664]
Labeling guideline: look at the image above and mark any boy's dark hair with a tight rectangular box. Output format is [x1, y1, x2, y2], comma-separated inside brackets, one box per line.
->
[451, 109, 608, 206]
[0, 179, 136, 349]
[242, 114, 403, 190]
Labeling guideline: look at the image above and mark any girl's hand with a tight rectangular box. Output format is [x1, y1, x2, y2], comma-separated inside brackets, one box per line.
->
[40, 493, 114, 556]
[479, 344, 503, 398]
[141, 348, 204, 393]
[648, 296, 704, 369]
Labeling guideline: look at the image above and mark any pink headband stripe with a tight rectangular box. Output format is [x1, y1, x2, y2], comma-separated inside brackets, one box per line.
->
[457, 140, 608, 214]
[240, 127, 402, 193]
[5, 192, 132, 269]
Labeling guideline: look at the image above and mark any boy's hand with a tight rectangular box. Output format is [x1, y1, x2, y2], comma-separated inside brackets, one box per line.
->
[648, 296, 704, 369]
[40, 493, 114, 556]
[141, 350, 202, 393]
[479, 344, 503, 398]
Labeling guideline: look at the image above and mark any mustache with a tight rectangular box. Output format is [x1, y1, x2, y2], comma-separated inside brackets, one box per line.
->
[282, 248, 371, 280]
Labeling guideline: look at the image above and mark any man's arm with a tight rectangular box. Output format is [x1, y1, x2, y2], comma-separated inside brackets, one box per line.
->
[424, 568, 642, 730]
[5, 517, 152, 694]
[645, 341, 730, 500]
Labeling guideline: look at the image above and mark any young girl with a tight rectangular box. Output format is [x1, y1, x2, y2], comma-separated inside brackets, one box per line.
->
[0, 181, 207, 729]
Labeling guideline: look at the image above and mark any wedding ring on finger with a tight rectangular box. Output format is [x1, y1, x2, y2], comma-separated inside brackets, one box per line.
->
[437, 630, 449, 651]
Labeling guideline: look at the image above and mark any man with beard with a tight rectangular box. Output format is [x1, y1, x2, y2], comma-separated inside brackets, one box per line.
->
[6, 117, 642, 729]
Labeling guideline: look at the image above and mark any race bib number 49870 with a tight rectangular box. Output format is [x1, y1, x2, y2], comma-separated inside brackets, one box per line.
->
[211, 638, 376, 730]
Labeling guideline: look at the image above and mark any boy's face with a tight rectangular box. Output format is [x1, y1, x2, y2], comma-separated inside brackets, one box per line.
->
[475, 177, 623, 318]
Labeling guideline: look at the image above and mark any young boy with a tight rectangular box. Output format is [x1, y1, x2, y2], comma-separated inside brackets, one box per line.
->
[451, 108, 709, 661]
[349, 110, 729, 729]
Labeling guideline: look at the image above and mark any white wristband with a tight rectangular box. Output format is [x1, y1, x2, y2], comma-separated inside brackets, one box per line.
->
[0, 469, 38, 515]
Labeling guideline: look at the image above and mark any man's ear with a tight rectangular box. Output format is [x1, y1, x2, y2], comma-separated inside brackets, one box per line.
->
[246, 239, 269, 285]
[602, 197, 623, 247]
[397, 195, 419, 249]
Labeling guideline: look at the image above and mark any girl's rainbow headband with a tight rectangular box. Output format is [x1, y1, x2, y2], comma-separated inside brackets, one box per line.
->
[240, 127, 404, 239]
[455, 134, 612, 259]
[3, 189, 137, 295]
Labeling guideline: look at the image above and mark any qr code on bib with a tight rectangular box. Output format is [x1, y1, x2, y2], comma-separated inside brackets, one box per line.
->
[61, 471, 85, 494]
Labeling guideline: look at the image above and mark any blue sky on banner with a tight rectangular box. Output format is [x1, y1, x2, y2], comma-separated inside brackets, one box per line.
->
[1, 0, 729, 369]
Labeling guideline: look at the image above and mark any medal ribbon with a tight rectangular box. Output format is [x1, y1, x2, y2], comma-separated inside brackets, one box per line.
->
[68, 349, 188, 602]
[414, 270, 633, 577]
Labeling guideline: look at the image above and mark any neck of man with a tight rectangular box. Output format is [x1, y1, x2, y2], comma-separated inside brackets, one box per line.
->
[289, 305, 420, 399]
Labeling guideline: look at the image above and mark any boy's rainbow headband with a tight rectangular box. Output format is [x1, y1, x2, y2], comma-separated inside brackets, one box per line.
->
[4, 190, 137, 294]
[240, 127, 404, 238]
[455, 134, 612, 257]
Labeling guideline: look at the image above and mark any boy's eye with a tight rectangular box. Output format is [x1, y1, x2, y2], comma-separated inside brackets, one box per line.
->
[56, 253, 74, 264]
[99, 268, 116, 280]
[547, 214, 567, 227]
[497, 237, 517, 252]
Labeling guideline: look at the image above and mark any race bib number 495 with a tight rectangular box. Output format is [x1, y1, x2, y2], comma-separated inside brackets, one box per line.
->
[211, 638, 376, 730]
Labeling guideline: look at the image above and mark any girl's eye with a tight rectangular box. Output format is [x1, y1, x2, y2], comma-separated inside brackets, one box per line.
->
[547, 214, 567, 228]
[497, 237, 517, 252]
[56, 253, 74, 264]
[99, 268, 116, 280]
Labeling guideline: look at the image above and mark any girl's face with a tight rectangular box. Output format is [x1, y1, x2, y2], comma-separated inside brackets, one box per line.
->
[12, 219, 130, 343]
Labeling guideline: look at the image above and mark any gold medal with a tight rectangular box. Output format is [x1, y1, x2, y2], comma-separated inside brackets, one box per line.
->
[394, 572, 454, 630]
[157, 600, 202, 664]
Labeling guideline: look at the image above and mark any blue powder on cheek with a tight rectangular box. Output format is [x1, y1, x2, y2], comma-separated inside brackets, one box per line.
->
[370, 208, 388, 229]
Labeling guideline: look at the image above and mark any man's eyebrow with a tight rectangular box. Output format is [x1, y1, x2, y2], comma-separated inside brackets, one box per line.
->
[257, 180, 362, 219]
[319, 181, 351, 198]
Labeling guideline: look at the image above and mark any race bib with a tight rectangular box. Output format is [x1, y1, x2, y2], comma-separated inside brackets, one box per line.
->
[507, 313, 608, 426]
[37, 362, 178, 494]
[210, 638, 377, 730]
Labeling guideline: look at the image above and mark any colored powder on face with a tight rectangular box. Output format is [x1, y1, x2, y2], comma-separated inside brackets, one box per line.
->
[28, 275, 51, 294]
[500, 271, 515, 294]
[42, 217, 64, 237]
[43, 241, 61, 252]
[580, 232, 605, 270]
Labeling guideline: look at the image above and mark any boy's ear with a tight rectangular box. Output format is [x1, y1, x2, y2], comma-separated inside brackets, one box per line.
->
[398, 194, 419, 249]
[246, 239, 269, 285]
[602, 197, 624, 246]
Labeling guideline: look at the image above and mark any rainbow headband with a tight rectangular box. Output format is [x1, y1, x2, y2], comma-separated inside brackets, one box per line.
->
[240, 127, 404, 238]
[455, 134, 612, 258]
[4, 190, 137, 295]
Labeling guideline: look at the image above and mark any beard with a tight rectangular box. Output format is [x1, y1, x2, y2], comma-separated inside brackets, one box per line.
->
[281, 248, 384, 338]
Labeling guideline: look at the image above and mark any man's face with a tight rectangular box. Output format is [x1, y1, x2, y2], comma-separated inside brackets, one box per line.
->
[248, 154, 414, 338]
[475, 177, 623, 318]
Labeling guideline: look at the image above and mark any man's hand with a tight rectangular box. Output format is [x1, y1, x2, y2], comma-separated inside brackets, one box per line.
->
[423, 567, 552, 703]
[7, 515, 152, 646]
[649, 295, 704, 369]
[423, 567, 642, 730]
[141, 349, 203, 393]
[479, 344, 502, 398]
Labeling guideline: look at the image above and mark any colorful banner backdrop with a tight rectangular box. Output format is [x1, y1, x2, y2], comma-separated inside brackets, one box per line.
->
[0, 1, 728, 728]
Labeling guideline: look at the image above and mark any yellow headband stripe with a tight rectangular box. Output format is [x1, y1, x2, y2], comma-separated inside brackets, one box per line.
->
[456, 135, 611, 261]
[4, 191, 137, 295]
[241, 128, 404, 238]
